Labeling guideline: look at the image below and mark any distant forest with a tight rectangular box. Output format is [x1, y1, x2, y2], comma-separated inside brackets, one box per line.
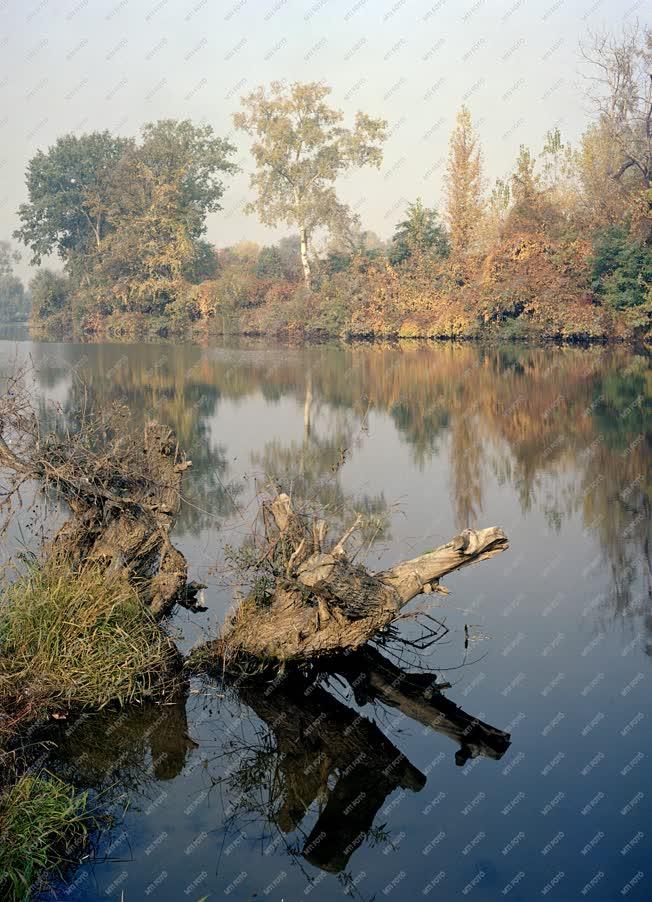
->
[0, 241, 30, 323]
[8, 24, 652, 343]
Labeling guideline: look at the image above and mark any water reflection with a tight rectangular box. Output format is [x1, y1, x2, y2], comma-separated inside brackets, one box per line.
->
[220, 649, 510, 874]
[26, 341, 651, 642]
[49, 688, 196, 788]
[1, 337, 649, 900]
[47, 649, 510, 882]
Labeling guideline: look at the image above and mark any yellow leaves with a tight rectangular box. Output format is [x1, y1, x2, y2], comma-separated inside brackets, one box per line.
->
[445, 106, 484, 258]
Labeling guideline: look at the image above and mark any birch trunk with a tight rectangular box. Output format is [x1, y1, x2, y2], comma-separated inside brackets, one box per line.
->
[299, 224, 312, 287]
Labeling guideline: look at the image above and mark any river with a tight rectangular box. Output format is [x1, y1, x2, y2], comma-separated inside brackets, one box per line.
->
[0, 336, 649, 901]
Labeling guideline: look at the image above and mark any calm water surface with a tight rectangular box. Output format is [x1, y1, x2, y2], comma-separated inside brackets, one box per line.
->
[0, 337, 650, 901]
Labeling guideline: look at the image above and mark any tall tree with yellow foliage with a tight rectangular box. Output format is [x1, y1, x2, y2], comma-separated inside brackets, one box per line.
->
[444, 106, 484, 260]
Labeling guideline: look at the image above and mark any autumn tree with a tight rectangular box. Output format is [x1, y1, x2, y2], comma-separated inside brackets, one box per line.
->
[539, 128, 580, 222]
[444, 106, 484, 259]
[507, 145, 540, 232]
[233, 81, 386, 287]
[485, 179, 511, 244]
[581, 24, 652, 189]
[581, 23, 652, 240]
[577, 121, 634, 230]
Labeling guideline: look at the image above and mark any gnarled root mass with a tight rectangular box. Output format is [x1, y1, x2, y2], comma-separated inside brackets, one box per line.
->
[0, 378, 195, 617]
[210, 492, 508, 668]
[43, 421, 192, 617]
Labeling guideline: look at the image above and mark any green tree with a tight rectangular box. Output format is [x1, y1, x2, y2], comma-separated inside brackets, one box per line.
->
[127, 120, 237, 240]
[234, 81, 386, 287]
[0, 242, 29, 322]
[256, 246, 284, 279]
[29, 270, 72, 332]
[0, 239, 20, 277]
[390, 198, 448, 265]
[277, 236, 302, 281]
[16, 122, 236, 327]
[183, 239, 218, 283]
[14, 132, 131, 273]
[323, 223, 386, 274]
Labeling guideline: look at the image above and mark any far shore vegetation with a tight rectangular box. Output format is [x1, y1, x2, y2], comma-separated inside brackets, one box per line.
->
[1, 25, 649, 345]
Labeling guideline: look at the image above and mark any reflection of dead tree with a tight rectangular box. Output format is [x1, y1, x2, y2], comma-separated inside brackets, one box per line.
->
[211, 492, 508, 666]
[204, 647, 510, 874]
[333, 646, 511, 766]
[48, 687, 196, 788]
[239, 677, 424, 873]
[0, 370, 197, 616]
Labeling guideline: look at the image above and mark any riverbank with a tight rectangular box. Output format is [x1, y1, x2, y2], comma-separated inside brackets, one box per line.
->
[29, 233, 652, 347]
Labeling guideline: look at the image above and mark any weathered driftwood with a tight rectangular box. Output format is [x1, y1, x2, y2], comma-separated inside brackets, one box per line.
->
[47, 423, 192, 616]
[217, 493, 508, 664]
[0, 407, 195, 617]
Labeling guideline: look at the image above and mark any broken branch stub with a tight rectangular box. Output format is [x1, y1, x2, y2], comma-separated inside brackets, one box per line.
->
[216, 493, 508, 665]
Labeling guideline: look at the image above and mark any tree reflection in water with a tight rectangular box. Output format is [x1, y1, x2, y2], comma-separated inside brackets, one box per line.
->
[197, 646, 510, 877]
[29, 341, 650, 647]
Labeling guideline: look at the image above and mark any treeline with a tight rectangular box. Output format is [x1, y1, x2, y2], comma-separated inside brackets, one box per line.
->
[17, 24, 652, 342]
[0, 241, 30, 323]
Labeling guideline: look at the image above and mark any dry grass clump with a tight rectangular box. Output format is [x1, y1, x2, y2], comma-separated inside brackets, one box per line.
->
[0, 561, 177, 719]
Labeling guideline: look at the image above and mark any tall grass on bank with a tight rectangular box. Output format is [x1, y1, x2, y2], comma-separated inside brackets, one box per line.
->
[0, 772, 95, 900]
[0, 561, 176, 717]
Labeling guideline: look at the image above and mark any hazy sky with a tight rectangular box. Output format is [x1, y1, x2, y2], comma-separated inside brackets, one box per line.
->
[0, 0, 644, 278]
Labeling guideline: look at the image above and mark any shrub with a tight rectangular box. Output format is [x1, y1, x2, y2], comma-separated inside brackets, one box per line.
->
[591, 226, 652, 309]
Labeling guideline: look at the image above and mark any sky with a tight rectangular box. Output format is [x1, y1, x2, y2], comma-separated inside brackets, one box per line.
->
[0, 0, 645, 279]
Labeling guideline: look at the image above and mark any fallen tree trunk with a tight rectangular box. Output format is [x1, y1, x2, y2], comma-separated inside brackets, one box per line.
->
[214, 493, 508, 665]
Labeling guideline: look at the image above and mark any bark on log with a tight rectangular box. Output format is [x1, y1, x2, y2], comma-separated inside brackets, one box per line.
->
[216, 493, 508, 664]
[48, 423, 191, 616]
